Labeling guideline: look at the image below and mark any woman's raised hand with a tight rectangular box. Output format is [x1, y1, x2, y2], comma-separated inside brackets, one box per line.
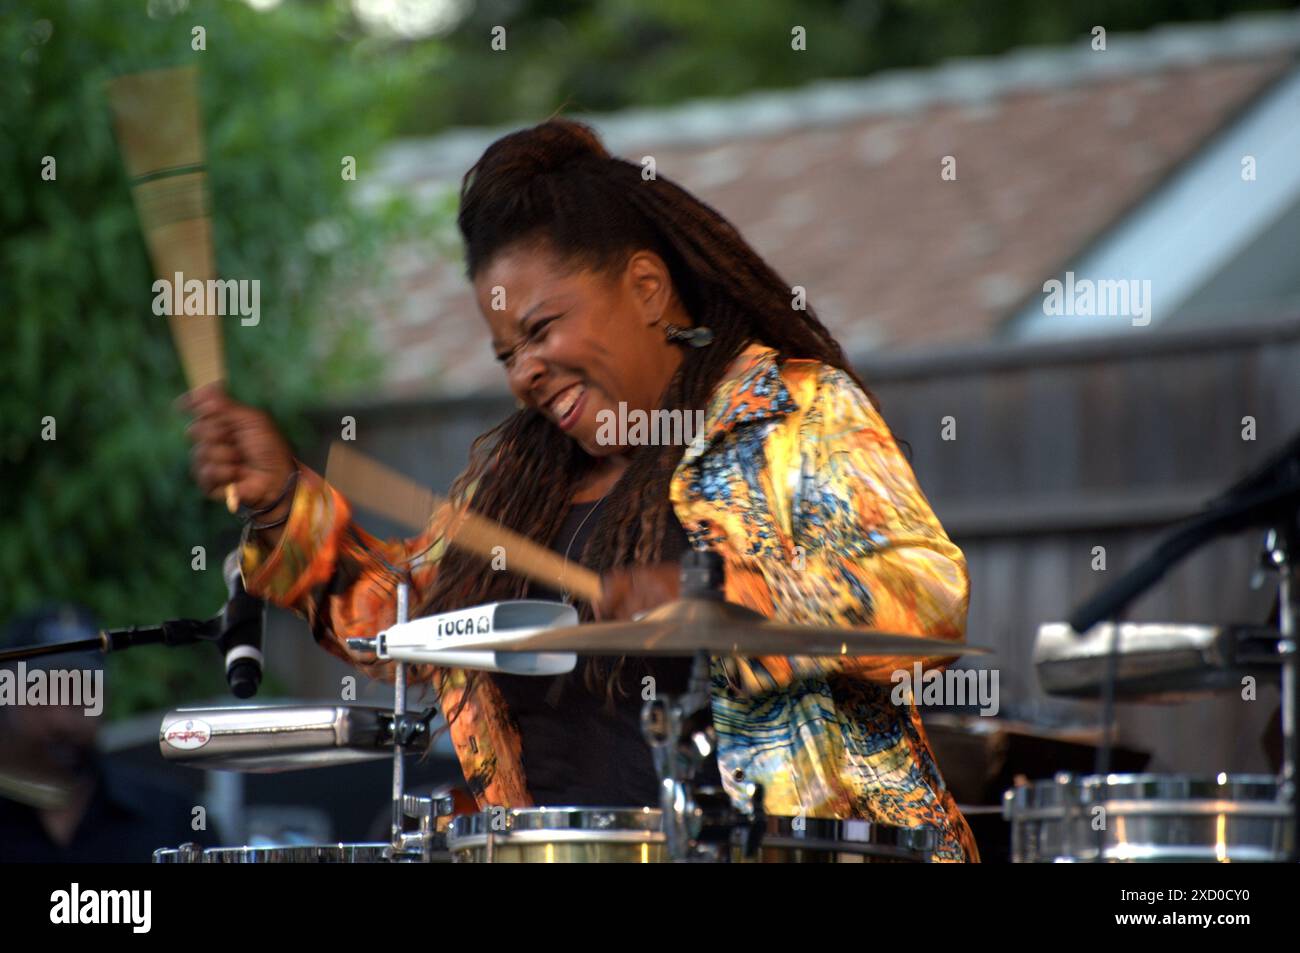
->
[181, 384, 297, 520]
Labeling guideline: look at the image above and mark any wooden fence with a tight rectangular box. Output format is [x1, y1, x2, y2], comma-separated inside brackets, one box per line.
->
[269, 314, 1300, 774]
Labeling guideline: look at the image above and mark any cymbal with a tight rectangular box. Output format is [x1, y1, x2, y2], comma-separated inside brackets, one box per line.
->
[452, 597, 989, 658]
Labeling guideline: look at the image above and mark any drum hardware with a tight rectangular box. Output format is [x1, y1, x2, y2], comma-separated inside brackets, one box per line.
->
[1264, 524, 1300, 863]
[146, 574, 984, 862]
[698, 785, 768, 859]
[152, 797, 455, 864]
[347, 599, 579, 675]
[154, 843, 392, 863]
[1034, 621, 1282, 701]
[1003, 773, 1294, 863]
[444, 806, 931, 863]
[448, 593, 989, 659]
[1061, 431, 1300, 861]
[157, 704, 427, 771]
[451, 807, 668, 864]
[346, 582, 584, 856]
[417, 548, 988, 861]
[157, 843, 204, 863]
[748, 815, 937, 862]
[142, 509, 985, 862]
[391, 793, 454, 862]
[389, 579, 412, 856]
[640, 646, 725, 862]
[379, 583, 468, 862]
[314, 443, 984, 861]
[631, 549, 762, 862]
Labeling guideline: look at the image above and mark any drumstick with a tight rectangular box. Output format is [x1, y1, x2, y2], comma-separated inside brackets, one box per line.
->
[107, 67, 238, 514]
[325, 442, 603, 603]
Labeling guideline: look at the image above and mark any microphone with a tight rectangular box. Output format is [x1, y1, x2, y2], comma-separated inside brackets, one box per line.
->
[1, 557, 267, 700]
[220, 550, 265, 698]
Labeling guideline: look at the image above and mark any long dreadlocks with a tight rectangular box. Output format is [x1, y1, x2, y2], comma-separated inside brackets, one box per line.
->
[418, 118, 873, 702]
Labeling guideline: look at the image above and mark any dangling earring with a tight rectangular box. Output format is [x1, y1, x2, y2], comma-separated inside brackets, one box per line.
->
[663, 323, 714, 348]
[515, 398, 526, 410]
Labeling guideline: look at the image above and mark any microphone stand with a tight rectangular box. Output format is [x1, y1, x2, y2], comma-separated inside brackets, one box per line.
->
[0, 617, 218, 665]
[2, 549, 261, 694]
[1264, 524, 1299, 863]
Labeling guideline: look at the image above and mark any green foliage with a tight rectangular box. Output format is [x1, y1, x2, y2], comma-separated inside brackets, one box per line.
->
[4, 0, 1293, 718]
[400, 0, 1300, 131]
[0, 0, 439, 716]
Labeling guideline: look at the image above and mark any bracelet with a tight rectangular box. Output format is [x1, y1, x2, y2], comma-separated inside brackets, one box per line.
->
[244, 467, 300, 518]
[250, 510, 291, 531]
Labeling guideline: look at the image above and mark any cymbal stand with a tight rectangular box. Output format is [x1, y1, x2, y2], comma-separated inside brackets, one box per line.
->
[388, 580, 411, 856]
[1263, 526, 1300, 863]
[642, 648, 720, 861]
[639, 550, 767, 861]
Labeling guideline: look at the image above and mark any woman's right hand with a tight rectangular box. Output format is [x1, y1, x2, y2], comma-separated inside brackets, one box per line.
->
[181, 384, 298, 522]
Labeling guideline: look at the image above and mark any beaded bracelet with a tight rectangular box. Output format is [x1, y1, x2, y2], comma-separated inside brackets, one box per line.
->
[249, 509, 292, 531]
[241, 467, 300, 526]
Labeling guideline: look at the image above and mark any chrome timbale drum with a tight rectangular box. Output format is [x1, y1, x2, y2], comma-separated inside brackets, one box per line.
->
[153, 842, 391, 863]
[445, 807, 935, 863]
[1003, 773, 1293, 863]
[748, 814, 935, 863]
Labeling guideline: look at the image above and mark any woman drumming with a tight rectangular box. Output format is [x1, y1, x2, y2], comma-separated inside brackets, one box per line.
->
[184, 119, 979, 862]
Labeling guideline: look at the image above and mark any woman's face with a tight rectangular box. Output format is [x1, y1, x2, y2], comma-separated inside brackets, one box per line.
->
[475, 242, 686, 457]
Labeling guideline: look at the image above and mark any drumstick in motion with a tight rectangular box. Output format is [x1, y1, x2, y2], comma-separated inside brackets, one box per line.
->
[107, 66, 238, 513]
[325, 441, 603, 603]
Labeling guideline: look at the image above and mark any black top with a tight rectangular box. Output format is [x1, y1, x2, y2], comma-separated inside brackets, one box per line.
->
[491, 501, 721, 806]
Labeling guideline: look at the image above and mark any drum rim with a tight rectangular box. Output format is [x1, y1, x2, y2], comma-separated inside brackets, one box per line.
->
[448, 806, 663, 841]
[448, 829, 665, 851]
[1053, 844, 1289, 862]
[153, 842, 391, 862]
[1005, 772, 1282, 808]
[759, 816, 938, 851]
[447, 806, 936, 855]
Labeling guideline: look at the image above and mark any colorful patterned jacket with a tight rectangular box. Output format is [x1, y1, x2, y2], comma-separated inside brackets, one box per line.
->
[241, 343, 979, 861]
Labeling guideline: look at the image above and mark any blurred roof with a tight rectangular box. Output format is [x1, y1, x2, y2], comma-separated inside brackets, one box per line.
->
[363, 12, 1300, 398]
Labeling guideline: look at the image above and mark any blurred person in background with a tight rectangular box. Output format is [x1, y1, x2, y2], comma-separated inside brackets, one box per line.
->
[0, 605, 220, 862]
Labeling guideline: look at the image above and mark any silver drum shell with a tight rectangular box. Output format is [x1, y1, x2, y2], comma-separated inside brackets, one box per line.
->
[446, 807, 935, 863]
[1003, 773, 1293, 862]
